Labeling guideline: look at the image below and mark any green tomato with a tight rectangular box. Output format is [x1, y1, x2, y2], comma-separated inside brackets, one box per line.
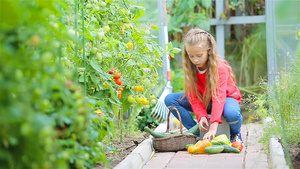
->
[52, 41, 60, 48]
[96, 31, 105, 41]
[68, 29, 76, 36]
[150, 94, 156, 99]
[144, 105, 150, 109]
[135, 96, 142, 103]
[83, 153, 89, 160]
[94, 6, 100, 12]
[40, 99, 50, 110]
[96, 53, 102, 63]
[91, 47, 98, 54]
[61, 151, 70, 160]
[75, 115, 85, 124]
[75, 159, 85, 168]
[20, 123, 32, 135]
[150, 99, 157, 105]
[39, 127, 52, 138]
[15, 69, 23, 80]
[86, 3, 92, 9]
[42, 51, 53, 64]
[104, 25, 110, 32]
[124, 10, 130, 16]
[127, 95, 135, 103]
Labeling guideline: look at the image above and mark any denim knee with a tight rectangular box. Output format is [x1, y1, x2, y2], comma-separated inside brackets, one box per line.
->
[223, 109, 242, 124]
[164, 94, 173, 107]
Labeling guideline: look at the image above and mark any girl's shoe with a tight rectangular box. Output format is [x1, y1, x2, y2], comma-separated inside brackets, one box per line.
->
[230, 133, 243, 143]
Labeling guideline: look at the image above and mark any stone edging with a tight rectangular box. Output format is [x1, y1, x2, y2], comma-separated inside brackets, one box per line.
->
[113, 123, 167, 169]
[269, 137, 290, 169]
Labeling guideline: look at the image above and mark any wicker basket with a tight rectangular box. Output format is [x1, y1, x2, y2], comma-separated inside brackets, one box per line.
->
[153, 107, 197, 152]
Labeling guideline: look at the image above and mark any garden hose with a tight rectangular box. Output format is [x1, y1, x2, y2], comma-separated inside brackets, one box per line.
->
[139, 150, 155, 169]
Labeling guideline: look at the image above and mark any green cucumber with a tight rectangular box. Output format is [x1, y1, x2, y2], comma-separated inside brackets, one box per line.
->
[221, 145, 240, 153]
[183, 124, 199, 134]
[144, 127, 173, 138]
[205, 145, 224, 154]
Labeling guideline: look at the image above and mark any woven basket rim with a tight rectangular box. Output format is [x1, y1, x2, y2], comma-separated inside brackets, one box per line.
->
[153, 134, 197, 141]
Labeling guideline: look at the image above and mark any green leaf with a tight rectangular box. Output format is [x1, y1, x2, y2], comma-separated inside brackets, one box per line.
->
[90, 73, 100, 83]
[202, 0, 212, 9]
[134, 8, 145, 20]
[0, 0, 20, 28]
[111, 104, 120, 118]
[151, 25, 160, 30]
[198, 20, 210, 31]
[119, 88, 131, 113]
[187, 0, 196, 8]
[172, 47, 182, 54]
[38, 0, 58, 14]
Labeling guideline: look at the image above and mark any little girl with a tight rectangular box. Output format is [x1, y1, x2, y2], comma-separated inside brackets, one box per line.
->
[165, 28, 243, 143]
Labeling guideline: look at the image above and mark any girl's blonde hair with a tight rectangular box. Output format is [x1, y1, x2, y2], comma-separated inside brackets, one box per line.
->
[182, 27, 236, 108]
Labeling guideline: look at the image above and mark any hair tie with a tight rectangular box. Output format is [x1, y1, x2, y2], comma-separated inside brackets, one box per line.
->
[193, 31, 211, 37]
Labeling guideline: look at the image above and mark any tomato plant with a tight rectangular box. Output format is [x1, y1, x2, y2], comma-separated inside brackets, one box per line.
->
[0, 0, 168, 168]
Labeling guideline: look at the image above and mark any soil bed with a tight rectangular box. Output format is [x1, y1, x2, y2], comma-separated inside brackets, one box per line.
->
[287, 143, 300, 169]
[95, 132, 149, 169]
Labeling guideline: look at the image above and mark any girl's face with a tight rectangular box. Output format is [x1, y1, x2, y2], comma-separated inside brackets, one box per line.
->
[186, 45, 209, 71]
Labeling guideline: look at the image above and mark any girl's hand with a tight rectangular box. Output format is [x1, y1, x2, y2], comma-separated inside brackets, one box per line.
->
[198, 117, 208, 132]
[203, 122, 219, 140]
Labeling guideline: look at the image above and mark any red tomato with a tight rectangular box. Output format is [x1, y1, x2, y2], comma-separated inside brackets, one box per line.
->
[114, 73, 121, 79]
[231, 141, 243, 151]
[109, 68, 115, 74]
[115, 78, 122, 85]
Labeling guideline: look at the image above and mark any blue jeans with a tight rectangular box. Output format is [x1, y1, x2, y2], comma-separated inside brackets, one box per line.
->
[164, 92, 243, 137]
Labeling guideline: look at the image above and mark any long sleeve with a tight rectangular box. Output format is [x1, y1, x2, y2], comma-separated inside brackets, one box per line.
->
[188, 72, 208, 122]
[188, 92, 208, 122]
[210, 66, 228, 124]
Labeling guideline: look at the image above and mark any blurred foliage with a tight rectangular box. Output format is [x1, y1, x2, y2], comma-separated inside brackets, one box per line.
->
[171, 69, 185, 93]
[247, 55, 300, 169]
[0, 0, 168, 168]
[0, 0, 111, 168]
[166, 0, 267, 95]
[226, 24, 267, 91]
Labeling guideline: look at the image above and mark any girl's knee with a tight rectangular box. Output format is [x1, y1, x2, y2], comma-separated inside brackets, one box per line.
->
[164, 94, 173, 106]
[223, 109, 242, 122]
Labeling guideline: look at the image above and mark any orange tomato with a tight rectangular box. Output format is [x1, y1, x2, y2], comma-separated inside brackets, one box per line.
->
[139, 86, 145, 92]
[117, 90, 122, 99]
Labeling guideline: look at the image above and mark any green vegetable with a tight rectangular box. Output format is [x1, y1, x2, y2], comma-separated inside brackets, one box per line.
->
[144, 123, 199, 138]
[205, 145, 224, 154]
[144, 127, 173, 138]
[220, 145, 240, 153]
[183, 124, 200, 135]
[211, 134, 230, 145]
[185, 144, 194, 149]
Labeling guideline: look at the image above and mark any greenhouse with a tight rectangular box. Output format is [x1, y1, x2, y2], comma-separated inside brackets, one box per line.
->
[0, 0, 299, 169]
